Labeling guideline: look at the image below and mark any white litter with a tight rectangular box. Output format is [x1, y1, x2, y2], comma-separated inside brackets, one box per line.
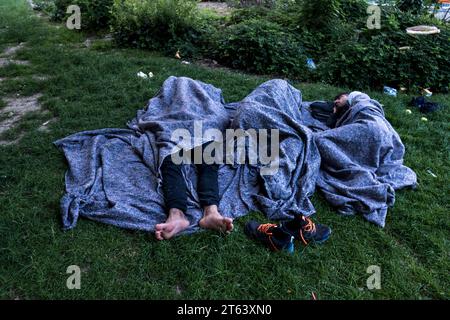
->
[422, 88, 433, 97]
[406, 25, 440, 35]
[148, 72, 154, 78]
[181, 61, 191, 65]
[426, 169, 437, 178]
[137, 71, 148, 79]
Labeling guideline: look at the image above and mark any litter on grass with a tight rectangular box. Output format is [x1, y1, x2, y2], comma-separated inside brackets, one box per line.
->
[426, 169, 437, 178]
[137, 71, 154, 79]
[306, 58, 317, 70]
[406, 25, 440, 35]
[137, 71, 148, 79]
[383, 86, 397, 97]
[422, 88, 433, 97]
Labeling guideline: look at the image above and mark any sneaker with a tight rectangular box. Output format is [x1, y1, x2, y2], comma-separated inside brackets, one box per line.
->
[280, 215, 331, 245]
[244, 221, 294, 253]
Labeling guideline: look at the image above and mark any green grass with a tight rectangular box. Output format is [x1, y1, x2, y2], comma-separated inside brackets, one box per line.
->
[0, 0, 449, 300]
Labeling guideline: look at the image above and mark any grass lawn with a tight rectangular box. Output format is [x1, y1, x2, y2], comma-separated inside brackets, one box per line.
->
[0, 0, 448, 300]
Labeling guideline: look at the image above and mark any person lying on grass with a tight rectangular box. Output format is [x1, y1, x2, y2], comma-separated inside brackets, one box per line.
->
[155, 144, 332, 251]
[155, 84, 332, 252]
[155, 144, 234, 240]
[325, 91, 379, 128]
[309, 92, 351, 128]
[326, 92, 350, 128]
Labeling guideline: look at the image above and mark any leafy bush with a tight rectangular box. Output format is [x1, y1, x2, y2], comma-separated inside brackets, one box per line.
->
[32, 0, 57, 15]
[111, 0, 214, 57]
[299, 0, 342, 33]
[52, 0, 113, 30]
[227, 3, 302, 30]
[338, 0, 368, 24]
[398, 0, 424, 14]
[214, 19, 309, 78]
[318, 34, 400, 90]
[75, 0, 448, 93]
[318, 12, 450, 93]
[226, 6, 270, 25]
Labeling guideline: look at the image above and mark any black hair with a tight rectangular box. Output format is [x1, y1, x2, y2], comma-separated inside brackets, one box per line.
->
[334, 92, 349, 101]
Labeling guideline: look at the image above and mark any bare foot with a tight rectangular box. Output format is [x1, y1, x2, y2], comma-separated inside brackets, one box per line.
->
[199, 205, 234, 234]
[155, 209, 190, 240]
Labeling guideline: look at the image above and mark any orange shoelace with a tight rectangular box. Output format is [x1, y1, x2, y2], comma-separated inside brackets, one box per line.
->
[299, 217, 316, 246]
[257, 223, 278, 251]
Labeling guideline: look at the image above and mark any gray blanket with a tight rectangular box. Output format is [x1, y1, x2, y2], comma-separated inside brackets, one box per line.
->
[307, 93, 417, 227]
[54, 77, 416, 232]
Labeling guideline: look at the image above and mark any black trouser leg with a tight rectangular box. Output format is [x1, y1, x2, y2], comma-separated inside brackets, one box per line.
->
[161, 143, 220, 214]
[197, 162, 219, 208]
[161, 156, 187, 214]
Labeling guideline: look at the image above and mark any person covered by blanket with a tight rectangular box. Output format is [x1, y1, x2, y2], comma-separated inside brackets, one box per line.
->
[309, 92, 352, 128]
[326, 91, 374, 128]
[325, 92, 350, 128]
[155, 143, 234, 240]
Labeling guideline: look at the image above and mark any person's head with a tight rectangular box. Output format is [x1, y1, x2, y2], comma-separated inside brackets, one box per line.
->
[334, 92, 349, 108]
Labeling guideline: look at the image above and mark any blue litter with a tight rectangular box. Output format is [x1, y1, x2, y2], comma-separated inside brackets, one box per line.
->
[383, 86, 397, 97]
[306, 58, 317, 70]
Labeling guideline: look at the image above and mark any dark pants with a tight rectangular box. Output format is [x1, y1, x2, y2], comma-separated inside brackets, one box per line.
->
[161, 146, 219, 214]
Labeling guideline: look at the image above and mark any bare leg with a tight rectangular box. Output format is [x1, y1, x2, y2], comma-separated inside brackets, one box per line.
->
[199, 205, 234, 234]
[155, 208, 190, 240]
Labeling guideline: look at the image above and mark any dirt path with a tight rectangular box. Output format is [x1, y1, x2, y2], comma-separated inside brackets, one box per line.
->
[0, 42, 53, 146]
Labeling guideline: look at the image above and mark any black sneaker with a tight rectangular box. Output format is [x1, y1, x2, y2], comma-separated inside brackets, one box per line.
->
[280, 215, 331, 245]
[244, 221, 294, 253]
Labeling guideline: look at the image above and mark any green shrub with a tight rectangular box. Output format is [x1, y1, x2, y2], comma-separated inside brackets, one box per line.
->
[227, 3, 301, 30]
[397, 0, 424, 14]
[273, 0, 365, 59]
[396, 29, 449, 93]
[86, 0, 448, 93]
[318, 20, 450, 93]
[338, 0, 368, 24]
[318, 34, 400, 90]
[214, 19, 309, 78]
[226, 6, 270, 25]
[299, 0, 342, 33]
[32, 0, 57, 16]
[52, 0, 113, 30]
[111, 0, 212, 57]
